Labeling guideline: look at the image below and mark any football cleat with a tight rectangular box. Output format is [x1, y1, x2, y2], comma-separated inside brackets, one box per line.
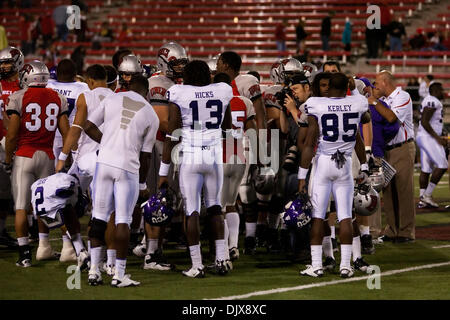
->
[244, 237, 256, 255]
[340, 266, 354, 278]
[215, 260, 228, 276]
[417, 200, 427, 209]
[77, 249, 90, 271]
[132, 243, 147, 258]
[300, 265, 323, 277]
[182, 266, 205, 278]
[143, 252, 175, 271]
[361, 234, 375, 255]
[420, 195, 439, 208]
[36, 243, 60, 261]
[102, 263, 116, 277]
[59, 242, 77, 262]
[88, 270, 103, 286]
[323, 256, 336, 272]
[16, 257, 32, 268]
[16, 246, 32, 267]
[353, 257, 371, 273]
[224, 259, 233, 271]
[229, 247, 240, 261]
[111, 274, 140, 288]
[0, 230, 18, 248]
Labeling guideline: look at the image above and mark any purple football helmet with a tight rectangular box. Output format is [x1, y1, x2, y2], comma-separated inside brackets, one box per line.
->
[282, 193, 312, 229]
[141, 188, 175, 226]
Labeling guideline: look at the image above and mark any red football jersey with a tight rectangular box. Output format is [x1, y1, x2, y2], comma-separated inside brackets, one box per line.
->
[6, 87, 68, 159]
[1, 79, 20, 136]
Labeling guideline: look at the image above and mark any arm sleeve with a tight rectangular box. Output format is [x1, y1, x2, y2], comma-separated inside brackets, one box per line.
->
[141, 109, 159, 153]
[5, 92, 22, 116]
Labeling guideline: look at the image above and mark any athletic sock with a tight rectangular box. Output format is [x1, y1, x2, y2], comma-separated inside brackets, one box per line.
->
[146, 238, 158, 255]
[106, 249, 116, 266]
[90, 246, 102, 273]
[359, 225, 370, 236]
[311, 245, 323, 269]
[17, 236, 29, 247]
[245, 222, 257, 238]
[72, 233, 84, 256]
[420, 188, 425, 197]
[226, 212, 240, 248]
[322, 236, 334, 259]
[38, 233, 49, 247]
[330, 226, 336, 239]
[87, 240, 91, 254]
[352, 236, 362, 262]
[215, 239, 226, 262]
[425, 182, 437, 196]
[223, 222, 230, 260]
[115, 258, 126, 279]
[189, 244, 203, 269]
[340, 244, 353, 270]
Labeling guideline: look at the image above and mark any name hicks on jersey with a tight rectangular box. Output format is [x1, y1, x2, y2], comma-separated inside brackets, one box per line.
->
[195, 91, 214, 99]
[328, 104, 352, 112]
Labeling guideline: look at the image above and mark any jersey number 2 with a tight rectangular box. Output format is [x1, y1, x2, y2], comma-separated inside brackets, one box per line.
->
[25, 103, 59, 132]
[34, 186, 46, 216]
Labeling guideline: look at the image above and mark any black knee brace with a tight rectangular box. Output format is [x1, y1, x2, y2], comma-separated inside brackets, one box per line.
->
[243, 202, 258, 222]
[88, 218, 107, 242]
[206, 205, 223, 216]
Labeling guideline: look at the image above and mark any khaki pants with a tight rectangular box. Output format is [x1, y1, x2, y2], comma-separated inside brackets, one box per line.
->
[383, 141, 416, 239]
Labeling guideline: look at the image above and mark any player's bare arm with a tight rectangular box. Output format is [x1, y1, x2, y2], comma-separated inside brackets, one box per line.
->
[298, 115, 318, 192]
[83, 120, 103, 144]
[421, 107, 447, 146]
[253, 96, 267, 131]
[152, 104, 169, 133]
[368, 95, 397, 123]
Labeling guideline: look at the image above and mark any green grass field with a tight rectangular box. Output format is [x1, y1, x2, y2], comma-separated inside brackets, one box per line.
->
[0, 173, 449, 300]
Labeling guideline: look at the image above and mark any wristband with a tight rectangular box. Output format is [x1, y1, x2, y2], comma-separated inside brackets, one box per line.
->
[139, 183, 147, 191]
[365, 146, 372, 153]
[58, 152, 68, 161]
[297, 167, 308, 180]
[72, 124, 83, 130]
[360, 163, 369, 172]
[159, 162, 170, 176]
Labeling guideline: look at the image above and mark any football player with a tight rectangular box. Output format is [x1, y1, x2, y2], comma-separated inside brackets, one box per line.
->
[298, 73, 370, 278]
[416, 82, 448, 208]
[116, 54, 143, 93]
[215, 72, 256, 264]
[0, 46, 23, 248]
[84, 74, 159, 287]
[4, 61, 70, 267]
[143, 42, 188, 271]
[161, 60, 233, 278]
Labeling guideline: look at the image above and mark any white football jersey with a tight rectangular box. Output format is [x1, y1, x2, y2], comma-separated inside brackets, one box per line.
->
[31, 173, 79, 219]
[304, 95, 368, 156]
[88, 90, 159, 174]
[167, 83, 233, 149]
[417, 95, 444, 137]
[75, 87, 114, 161]
[262, 85, 283, 109]
[47, 81, 90, 142]
[147, 74, 175, 105]
[233, 74, 262, 101]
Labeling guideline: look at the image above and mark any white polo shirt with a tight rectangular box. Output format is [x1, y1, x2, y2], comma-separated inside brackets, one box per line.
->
[381, 86, 414, 145]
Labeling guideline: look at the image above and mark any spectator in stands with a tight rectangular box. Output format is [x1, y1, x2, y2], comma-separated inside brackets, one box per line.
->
[92, 22, 114, 49]
[419, 75, 434, 99]
[19, 14, 33, 56]
[42, 42, 59, 70]
[409, 28, 427, 50]
[118, 23, 133, 43]
[275, 19, 287, 57]
[295, 18, 307, 54]
[71, 45, 86, 75]
[387, 15, 406, 52]
[366, 24, 379, 59]
[40, 11, 55, 50]
[379, 0, 392, 51]
[53, 4, 69, 42]
[320, 12, 333, 51]
[342, 18, 352, 52]
[0, 26, 8, 50]
[428, 32, 448, 51]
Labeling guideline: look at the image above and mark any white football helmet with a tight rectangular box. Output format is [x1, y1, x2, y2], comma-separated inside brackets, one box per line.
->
[269, 60, 283, 85]
[278, 58, 303, 84]
[19, 60, 50, 88]
[156, 42, 188, 80]
[118, 54, 143, 88]
[302, 62, 318, 83]
[0, 46, 24, 79]
[353, 183, 380, 217]
[205, 57, 218, 74]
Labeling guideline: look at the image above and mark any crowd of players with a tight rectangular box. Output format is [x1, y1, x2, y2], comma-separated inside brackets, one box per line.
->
[0, 41, 448, 287]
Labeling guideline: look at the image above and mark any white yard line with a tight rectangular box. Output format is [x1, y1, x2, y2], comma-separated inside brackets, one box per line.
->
[432, 245, 450, 249]
[208, 261, 450, 300]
